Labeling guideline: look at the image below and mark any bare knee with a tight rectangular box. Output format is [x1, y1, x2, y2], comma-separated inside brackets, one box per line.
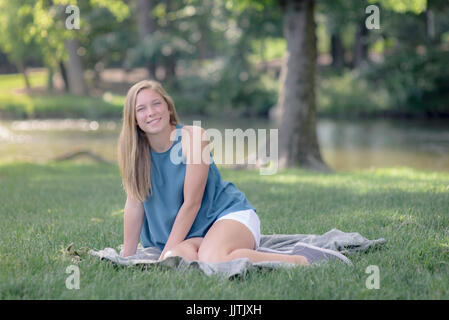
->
[164, 240, 201, 261]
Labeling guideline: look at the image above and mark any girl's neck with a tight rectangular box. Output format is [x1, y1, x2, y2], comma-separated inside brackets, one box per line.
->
[146, 123, 176, 153]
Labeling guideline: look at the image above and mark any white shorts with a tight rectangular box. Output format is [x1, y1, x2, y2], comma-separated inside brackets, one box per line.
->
[214, 209, 261, 250]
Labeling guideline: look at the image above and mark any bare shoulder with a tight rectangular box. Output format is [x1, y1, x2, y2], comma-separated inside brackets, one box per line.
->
[181, 125, 209, 142]
[180, 125, 210, 163]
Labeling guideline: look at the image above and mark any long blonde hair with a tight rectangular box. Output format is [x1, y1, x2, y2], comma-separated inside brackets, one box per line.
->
[118, 80, 180, 202]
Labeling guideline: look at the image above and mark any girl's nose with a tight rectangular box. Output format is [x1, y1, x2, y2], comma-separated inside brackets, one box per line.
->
[147, 106, 157, 117]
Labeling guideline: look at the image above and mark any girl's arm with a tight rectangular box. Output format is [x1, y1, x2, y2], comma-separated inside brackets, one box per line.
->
[122, 195, 145, 257]
[158, 126, 210, 260]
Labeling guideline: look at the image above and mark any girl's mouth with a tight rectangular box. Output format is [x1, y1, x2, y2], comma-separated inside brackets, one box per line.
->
[147, 118, 161, 126]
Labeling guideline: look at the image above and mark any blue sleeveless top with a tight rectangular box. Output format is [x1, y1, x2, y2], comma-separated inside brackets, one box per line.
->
[140, 123, 256, 250]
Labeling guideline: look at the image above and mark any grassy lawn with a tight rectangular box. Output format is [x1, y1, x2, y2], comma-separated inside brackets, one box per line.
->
[0, 71, 124, 119]
[0, 161, 448, 299]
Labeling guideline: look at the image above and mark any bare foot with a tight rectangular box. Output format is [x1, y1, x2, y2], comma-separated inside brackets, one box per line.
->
[293, 255, 310, 266]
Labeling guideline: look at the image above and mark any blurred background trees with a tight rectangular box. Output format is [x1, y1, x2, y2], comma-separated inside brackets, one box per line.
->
[1, 0, 446, 118]
[0, 0, 448, 169]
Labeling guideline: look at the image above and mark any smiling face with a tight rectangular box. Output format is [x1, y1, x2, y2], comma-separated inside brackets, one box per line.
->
[135, 88, 172, 135]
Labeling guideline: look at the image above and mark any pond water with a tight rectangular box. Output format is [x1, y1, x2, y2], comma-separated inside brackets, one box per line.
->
[0, 116, 448, 172]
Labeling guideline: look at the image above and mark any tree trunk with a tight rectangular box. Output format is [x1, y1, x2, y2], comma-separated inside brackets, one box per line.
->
[260, 37, 267, 72]
[59, 61, 69, 92]
[163, 0, 177, 84]
[17, 60, 31, 90]
[276, 0, 329, 171]
[165, 57, 176, 81]
[426, 8, 436, 45]
[137, 0, 157, 79]
[198, 31, 207, 61]
[353, 21, 368, 68]
[46, 65, 54, 93]
[65, 39, 88, 96]
[331, 32, 344, 68]
[197, 16, 209, 61]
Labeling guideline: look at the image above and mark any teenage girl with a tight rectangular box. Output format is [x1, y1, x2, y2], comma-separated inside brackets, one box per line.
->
[118, 80, 350, 266]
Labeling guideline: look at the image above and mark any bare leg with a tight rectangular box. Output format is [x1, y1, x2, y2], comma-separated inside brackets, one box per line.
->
[163, 237, 203, 261]
[226, 248, 309, 265]
[198, 220, 309, 266]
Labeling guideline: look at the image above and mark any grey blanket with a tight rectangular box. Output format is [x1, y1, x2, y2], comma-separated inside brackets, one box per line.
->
[88, 228, 386, 278]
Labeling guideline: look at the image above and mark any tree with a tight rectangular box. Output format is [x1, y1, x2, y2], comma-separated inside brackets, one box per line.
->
[15, 0, 82, 94]
[64, 38, 88, 95]
[276, 0, 329, 170]
[59, 0, 130, 95]
[0, 0, 41, 89]
[319, 0, 371, 69]
[136, 0, 158, 79]
[223, 0, 328, 170]
[0, 0, 130, 95]
[364, 0, 448, 115]
[274, 0, 427, 170]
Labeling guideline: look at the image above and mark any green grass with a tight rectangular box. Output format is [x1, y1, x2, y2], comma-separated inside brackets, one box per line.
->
[0, 71, 124, 119]
[0, 72, 47, 92]
[0, 93, 125, 119]
[0, 162, 448, 299]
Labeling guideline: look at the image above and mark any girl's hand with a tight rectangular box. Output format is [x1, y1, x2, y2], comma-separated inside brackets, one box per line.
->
[158, 249, 171, 261]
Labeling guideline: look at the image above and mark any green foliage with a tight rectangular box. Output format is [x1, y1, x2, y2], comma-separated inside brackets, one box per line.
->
[248, 37, 286, 62]
[144, 1, 282, 117]
[167, 67, 214, 115]
[83, 7, 134, 69]
[89, 0, 130, 21]
[0, 0, 43, 66]
[0, 0, 447, 119]
[369, 0, 427, 14]
[364, 48, 449, 115]
[167, 58, 277, 117]
[0, 0, 130, 71]
[224, 0, 278, 13]
[125, 30, 196, 70]
[316, 0, 448, 117]
[317, 69, 391, 116]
